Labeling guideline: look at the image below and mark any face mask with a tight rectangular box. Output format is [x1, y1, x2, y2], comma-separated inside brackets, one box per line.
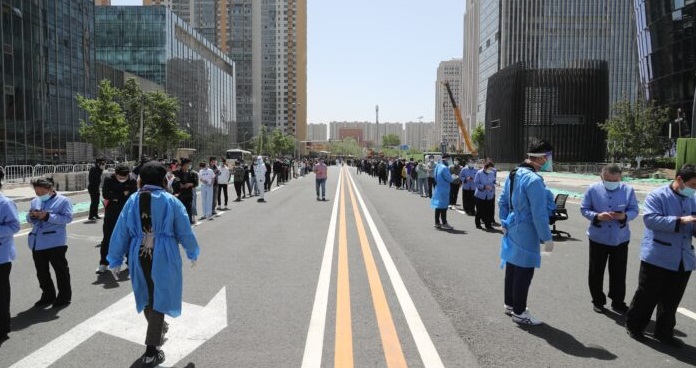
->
[468, 164, 474, 168]
[540, 156, 552, 172]
[603, 181, 620, 191]
[485, 170, 492, 175]
[679, 185, 696, 197]
[429, 159, 434, 162]
[454, 161, 459, 166]
[39, 193, 51, 202]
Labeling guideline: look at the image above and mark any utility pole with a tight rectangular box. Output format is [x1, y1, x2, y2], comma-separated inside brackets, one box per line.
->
[138, 96, 144, 160]
[375, 104, 380, 150]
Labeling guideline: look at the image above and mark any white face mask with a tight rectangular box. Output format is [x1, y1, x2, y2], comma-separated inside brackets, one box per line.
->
[117, 178, 127, 183]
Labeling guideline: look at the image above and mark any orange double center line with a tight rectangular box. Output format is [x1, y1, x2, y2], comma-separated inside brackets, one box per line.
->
[335, 170, 353, 368]
[345, 169, 407, 368]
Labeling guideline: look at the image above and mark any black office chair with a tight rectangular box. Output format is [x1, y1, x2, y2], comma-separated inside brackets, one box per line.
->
[550, 194, 571, 238]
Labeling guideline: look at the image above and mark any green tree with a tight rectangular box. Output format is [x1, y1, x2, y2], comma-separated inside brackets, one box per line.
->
[599, 99, 670, 163]
[330, 137, 362, 157]
[118, 78, 146, 159]
[253, 125, 271, 155]
[266, 128, 295, 156]
[76, 79, 128, 156]
[471, 123, 485, 158]
[143, 90, 188, 158]
[382, 133, 400, 147]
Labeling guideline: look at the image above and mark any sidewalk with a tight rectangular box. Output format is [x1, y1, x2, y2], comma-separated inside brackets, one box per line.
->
[1, 184, 99, 229]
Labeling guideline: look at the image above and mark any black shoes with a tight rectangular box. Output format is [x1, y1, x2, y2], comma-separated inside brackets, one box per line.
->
[592, 304, 605, 313]
[34, 297, 56, 308]
[51, 300, 71, 309]
[611, 303, 629, 314]
[88, 215, 102, 220]
[626, 326, 645, 342]
[140, 349, 165, 367]
[655, 334, 685, 349]
[257, 198, 266, 203]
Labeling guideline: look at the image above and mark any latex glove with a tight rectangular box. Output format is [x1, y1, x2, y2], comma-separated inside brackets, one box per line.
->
[109, 266, 121, 278]
[502, 227, 507, 236]
[190, 259, 197, 269]
[543, 240, 554, 253]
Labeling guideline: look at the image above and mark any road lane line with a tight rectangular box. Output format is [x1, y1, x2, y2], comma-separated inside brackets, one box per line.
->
[678, 307, 696, 321]
[335, 171, 354, 368]
[302, 169, 343, 368]
[345, 171, 407, 368]
[347, 171, 445, 368]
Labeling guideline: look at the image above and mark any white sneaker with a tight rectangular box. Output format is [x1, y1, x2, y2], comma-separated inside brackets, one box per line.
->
[96, 265, 108, 274]
[512, 310, 542, 325]
[504, 305, 514, 316]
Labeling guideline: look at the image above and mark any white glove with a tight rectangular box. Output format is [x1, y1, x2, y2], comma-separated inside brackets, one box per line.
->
[190, 259, 197, 269]
[502, 227, 507, 236]
[109, 266, 121, 278]
[543, 240, 554, 253]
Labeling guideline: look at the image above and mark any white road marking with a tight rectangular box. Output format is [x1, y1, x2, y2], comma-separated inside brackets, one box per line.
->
[301, 169, 343, 368]
[678, 307, 696, 321]
[10, 288, 227, 368]
[346, 172, 445, 368]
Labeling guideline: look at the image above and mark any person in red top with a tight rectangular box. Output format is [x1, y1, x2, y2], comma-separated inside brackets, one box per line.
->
[314, 158, 328, 201]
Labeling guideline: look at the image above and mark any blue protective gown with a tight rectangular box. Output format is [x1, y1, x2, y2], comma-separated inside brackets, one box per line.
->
[498, 165, 553, 268]
[107, 186, 200, 317]
[430, 162, 453, 209]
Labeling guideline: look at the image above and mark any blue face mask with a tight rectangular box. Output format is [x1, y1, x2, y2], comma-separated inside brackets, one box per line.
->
[603, 181, 620, 191]
[39, 194, 51, 202]
[539, 154, 552, 172]
[679, 186, 696, 197]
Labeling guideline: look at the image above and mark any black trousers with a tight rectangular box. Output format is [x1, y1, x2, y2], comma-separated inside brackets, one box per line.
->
[100, 211, 119, 265]
[462, 189, 476, 214]
[217, 184, 228, 206]
[428, 177, 436, 198]
[32, 246, 71, 303]
[475, 197, 495, 226]
[504, 262, 535, 315]
[626, 261, 691, 338]
[140, 254, 166, 347]
[88, 188, 100, 218]
[588, 240, 628, 307]
[233, 181, 243, 199]
[0, 262, 10, 336]
[434, 208, 448, 225]
[449, 183, 460, 206]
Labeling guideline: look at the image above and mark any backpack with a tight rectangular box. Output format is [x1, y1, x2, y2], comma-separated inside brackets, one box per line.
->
[410, 165, 418, 179]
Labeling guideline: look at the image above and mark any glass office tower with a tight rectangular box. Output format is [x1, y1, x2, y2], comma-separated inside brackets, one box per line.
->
[635, 0, 695, 136]
[0, 0, 96, 165]
[95, 6, 236, 159]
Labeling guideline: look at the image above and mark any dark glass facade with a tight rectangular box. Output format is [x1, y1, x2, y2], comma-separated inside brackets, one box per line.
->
[0, 0, 96, 165]
[485, 61, 609, 163]
[635, 0, 695, 136]
[95, 6, 236, 160]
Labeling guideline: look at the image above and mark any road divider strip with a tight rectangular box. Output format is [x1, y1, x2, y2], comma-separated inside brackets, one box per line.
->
[334, 172, 354, 368]
[345, 169, 407, 368]
[346, 171, 445, 368]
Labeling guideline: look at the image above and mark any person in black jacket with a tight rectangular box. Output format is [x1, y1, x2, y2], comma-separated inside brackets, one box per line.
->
[172, 158, 198, 224]
[96, 164, 137, 274]
[88, 158, 105, 220]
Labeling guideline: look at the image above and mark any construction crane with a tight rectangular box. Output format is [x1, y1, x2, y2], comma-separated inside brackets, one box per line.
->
[443, 81, 477, 155]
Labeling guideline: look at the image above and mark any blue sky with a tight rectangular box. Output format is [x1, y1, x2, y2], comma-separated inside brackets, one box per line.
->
[111, 0, 465, 124]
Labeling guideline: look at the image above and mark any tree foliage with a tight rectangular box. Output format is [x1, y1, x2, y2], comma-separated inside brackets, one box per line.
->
[598, 99, 670, 163]
[144, 90, 188, 157]
[118, 78, 146, 158]
[76, 79, 128, 153]
[329, 137, 363, 157]
[252, 126, 296, 156]
[382, 133, 400, 147]
[471, 123, 485, 158]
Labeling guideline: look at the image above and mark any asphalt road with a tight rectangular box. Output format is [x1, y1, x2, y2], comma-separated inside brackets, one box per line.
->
[0, 166, 695, 367]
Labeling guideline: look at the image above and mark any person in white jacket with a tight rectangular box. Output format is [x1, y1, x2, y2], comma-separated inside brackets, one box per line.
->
[254, 156, 267, 203]
[216, 162, 230, 209]
[197, 162, 215, 219]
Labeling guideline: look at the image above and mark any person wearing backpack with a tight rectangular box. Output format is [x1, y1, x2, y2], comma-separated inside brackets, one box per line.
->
[232, 160, 246, 202]
[107, 161, 200, 367]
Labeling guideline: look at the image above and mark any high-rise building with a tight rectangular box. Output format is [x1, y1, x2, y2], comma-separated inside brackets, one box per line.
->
[404, 122, 436, 151]
[635, 0, 695, 136]
[435, 59, 465, 152]
[476, 0, 639, 125]
[307, 123, 327, 141]
[95, 6, 236, 159]
[0, 0, 96, 165]
[462, 0, 480, 131]
[145, 0, 307, 145]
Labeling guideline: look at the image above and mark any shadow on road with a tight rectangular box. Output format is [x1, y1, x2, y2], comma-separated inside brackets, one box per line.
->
[440, 229, 468, 235]
[11, 306, 60, 331]
[129, 359, 196, 368]
[635, 335, 696, 366]
[519, 322, 617, 360]
[91, 272, 124, 289]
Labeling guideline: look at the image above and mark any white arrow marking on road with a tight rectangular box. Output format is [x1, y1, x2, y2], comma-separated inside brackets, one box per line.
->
[678, 307, 696, 321]
[10, 287, 227, 368]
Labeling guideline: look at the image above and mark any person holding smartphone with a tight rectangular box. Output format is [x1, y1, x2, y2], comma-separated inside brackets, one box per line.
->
[580, 164, 639, 314]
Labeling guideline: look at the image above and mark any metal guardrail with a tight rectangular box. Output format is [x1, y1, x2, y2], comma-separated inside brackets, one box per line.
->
[2, 164, 97, 183]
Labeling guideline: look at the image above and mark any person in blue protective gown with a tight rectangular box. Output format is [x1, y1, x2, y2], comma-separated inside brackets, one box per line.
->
[431, 154, 454, 230]
[625, 164, 696, 348]
[498, 139, 554, 326]
[108, 161, 200, 367]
